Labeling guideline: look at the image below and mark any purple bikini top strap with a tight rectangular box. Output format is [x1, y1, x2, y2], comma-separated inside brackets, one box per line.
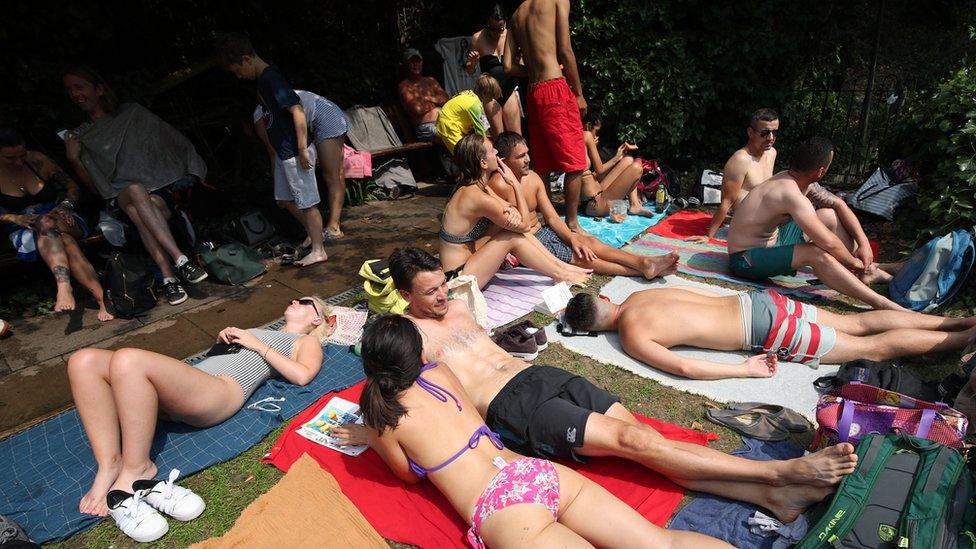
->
[410, 426, 505, 478]
[415, 362, 462, 412]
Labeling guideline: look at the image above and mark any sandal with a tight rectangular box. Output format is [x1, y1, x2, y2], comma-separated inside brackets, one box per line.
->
[706, 404, 794, 441]
[726, 402, 812, 433]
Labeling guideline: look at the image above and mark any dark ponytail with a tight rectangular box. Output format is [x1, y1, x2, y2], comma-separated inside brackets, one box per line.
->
[359, 315, 424, 431]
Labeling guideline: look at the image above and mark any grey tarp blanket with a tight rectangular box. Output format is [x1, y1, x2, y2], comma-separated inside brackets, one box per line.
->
[75, 102, 207, 199]
[344, 106, 417, 190]
[435, 36, 478, 96]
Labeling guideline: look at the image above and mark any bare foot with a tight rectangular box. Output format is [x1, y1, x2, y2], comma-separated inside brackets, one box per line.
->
[628, 205, 656, 217]
[567, 221, 591, 237]
[781, 443, 858, 487]
[296, 250, 328, 267]
[640, 251, 680, 279]
[97, 306, 115, 322]
[300, 236, 311, 249]
[109, 461, 158, 496]
[859, 264, 894, 284]
[55, 286, 76, 313]
[80, 459, 122, 517]
[764, 483, 834, 523]
[560, 269, 592, 288]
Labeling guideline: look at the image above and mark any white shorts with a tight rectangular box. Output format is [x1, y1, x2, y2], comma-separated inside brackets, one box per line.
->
[274, 144, 320, 209]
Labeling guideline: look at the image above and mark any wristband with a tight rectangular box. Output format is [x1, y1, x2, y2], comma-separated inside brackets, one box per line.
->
[262, 345, 271, 360]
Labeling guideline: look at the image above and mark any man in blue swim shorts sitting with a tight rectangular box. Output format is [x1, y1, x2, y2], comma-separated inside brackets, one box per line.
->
[727, 137, 902, 310]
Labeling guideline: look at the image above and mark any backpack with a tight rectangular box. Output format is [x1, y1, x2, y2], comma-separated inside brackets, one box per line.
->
[846, 162, 919, 221]
[102, 252, 157, 319]
[359, 259, 408, 315]
[812, 381, 968, 451]
[889, 229, 975, 312]
[798, 433, 976, 549]
[814, 359, 941, 402]
[196, 243, 267, 285]
[637, 160, 682, 201]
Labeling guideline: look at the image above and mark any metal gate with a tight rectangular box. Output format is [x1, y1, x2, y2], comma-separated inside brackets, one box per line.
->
[783, 72, 908, 188]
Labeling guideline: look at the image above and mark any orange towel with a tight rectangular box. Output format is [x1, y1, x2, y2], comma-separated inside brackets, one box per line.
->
[191, 454, 386, 549]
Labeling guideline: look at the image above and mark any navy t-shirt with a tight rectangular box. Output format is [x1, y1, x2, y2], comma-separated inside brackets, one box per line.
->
[256, 66, 302, 160]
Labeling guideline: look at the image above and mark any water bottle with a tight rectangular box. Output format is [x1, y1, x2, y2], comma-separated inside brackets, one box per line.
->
[655, 184, 667, 213]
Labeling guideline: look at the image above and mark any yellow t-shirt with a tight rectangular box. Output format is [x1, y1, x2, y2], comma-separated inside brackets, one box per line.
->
[435, 91, 489, 153]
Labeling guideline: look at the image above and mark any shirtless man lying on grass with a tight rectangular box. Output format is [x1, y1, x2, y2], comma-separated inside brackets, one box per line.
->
[336, 247, 861, 524]
[488, 131, 680, 279]
[727, 137, 902, 310]
[563, 286, 976, 379]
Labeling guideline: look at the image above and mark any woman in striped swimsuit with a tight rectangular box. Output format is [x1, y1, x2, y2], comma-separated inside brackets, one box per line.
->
[66, 297, 330, 523]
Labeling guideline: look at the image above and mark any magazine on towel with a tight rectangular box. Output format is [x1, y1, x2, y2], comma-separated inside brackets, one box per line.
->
[296, 397, 368, 456]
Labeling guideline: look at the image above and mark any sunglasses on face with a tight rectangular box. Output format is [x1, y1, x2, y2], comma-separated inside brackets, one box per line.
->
[753, 128, 779, 138]
[294, 298, 320, 317]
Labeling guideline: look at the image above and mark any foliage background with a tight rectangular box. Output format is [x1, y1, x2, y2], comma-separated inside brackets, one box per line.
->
[0, 0, 973, 232]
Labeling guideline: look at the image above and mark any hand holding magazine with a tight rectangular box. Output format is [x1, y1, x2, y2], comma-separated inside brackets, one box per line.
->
[296, 397, 368, 456]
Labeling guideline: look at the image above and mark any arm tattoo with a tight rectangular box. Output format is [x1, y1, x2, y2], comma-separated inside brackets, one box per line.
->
[806, 183, 839, 209]
[53, 265, 70, 283]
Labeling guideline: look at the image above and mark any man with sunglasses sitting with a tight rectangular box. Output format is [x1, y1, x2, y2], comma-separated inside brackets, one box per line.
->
[688, 108, 779, 244]
[727, 137, 902, 310]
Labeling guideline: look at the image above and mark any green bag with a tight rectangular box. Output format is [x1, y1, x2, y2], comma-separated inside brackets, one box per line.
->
[798, 433, 976, 549]
[197, 243, 267, 285]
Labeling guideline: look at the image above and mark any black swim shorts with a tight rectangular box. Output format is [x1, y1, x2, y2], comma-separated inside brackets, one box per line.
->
[485, 365, 620, 461]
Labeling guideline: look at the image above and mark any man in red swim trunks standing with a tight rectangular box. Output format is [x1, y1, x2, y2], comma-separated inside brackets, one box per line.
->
[504, 0, 590, 234]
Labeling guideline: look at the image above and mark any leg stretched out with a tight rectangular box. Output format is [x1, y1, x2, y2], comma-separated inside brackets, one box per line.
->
[67, 347, 244, 516]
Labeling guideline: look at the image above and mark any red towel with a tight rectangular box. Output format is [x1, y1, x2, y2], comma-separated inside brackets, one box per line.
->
[264, 381, 716, 548]
[650, 210, 881, 257]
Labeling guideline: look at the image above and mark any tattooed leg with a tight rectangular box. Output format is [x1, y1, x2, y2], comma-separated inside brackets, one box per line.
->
[36, 226, 76, 313]
[63, 234, 113, 321]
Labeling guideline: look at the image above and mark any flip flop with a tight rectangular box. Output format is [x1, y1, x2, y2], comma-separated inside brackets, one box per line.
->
[705, 406, 791, 441]
[726, 402, 813, 433]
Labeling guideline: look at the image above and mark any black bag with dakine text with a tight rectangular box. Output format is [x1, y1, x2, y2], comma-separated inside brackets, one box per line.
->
[813, 359, 940, 402]
[103, 252, 157, 319]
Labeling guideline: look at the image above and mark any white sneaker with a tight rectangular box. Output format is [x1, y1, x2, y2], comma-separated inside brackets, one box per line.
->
[107, 489, 169, 543]
[132, 469, 206, 522]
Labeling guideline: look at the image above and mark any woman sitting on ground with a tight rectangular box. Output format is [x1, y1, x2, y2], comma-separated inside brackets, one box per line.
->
[67, 297, 329, 540]
[580, 107, 651, 217]
[62, 66, 209, 307]
[0, 128, 112, 321]
[358, 315, 730, 548]
[440, 134, 591, 288]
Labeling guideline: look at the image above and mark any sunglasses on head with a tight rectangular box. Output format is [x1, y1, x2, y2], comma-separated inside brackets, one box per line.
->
[294, 298, 320, 317]
[753, 128, 779, 138]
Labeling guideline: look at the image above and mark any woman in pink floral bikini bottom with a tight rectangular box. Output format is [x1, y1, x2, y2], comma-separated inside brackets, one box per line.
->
[357, 315, 730, 549]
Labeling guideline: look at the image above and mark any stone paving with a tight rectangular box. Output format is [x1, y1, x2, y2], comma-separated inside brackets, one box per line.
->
[0, 191, 448, 435]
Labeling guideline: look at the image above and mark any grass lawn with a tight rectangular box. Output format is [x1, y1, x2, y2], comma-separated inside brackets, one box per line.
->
[50, 223, 974, 547]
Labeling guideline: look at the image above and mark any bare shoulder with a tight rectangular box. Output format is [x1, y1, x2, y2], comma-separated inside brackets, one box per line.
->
[724, 148, 751, 172]
[618, 306, 655, 343]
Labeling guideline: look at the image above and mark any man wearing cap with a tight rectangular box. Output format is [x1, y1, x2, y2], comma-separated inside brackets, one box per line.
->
[397, 48, 450, 142]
